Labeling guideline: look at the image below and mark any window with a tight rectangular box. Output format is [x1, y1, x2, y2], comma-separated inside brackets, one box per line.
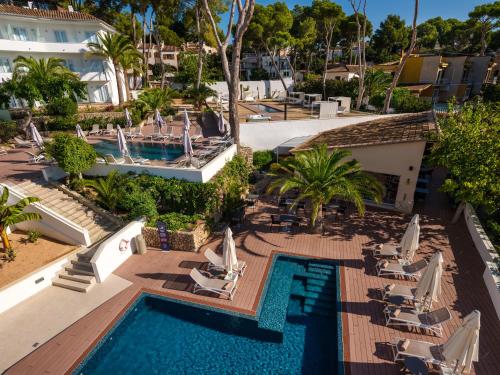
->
[54, 30, 68, 43]
[94, 84, 110, 102]
[164, 53, 175, 60]
[154, 52, 159, 58]
[0, 57, 11, 73]
[88, 59, 104, 73]
[12, 27, 28, 41]
[84, 31, 97, 43]
[367, 172, 400, 205]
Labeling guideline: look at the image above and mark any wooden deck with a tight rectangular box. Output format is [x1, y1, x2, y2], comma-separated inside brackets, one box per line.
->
[5, 169, 500, 375]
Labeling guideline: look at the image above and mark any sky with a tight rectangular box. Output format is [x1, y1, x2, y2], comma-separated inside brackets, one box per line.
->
[219, 0, 490, 31]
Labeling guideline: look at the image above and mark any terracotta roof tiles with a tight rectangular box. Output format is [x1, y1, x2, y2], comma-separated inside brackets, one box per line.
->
[0, 4, 102, 22]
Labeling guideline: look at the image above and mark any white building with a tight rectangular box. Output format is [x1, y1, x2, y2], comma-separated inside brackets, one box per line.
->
[0, 3, 124, 106]
[240, 52, 293, 81]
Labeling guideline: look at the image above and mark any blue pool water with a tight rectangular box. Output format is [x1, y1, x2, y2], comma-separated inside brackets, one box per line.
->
[74, 256, 343, 374]
[253, 103, 282, 113]
[92, 140, 184, 161]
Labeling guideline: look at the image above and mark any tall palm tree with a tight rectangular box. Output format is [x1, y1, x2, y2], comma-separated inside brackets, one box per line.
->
[13, 56, 76, 82]
[87, 33, 136, 105]
[82, 170, 122, 211]
[363, 68, 391, 106]
[119, 49, 143, 101]
[0, 187, 42, 253]
[268, 145, 384, 231]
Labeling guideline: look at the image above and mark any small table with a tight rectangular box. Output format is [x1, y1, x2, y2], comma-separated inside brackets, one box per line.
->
[404, 357, 428, 375]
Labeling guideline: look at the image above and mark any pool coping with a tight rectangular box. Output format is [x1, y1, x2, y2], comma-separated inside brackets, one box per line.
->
[66, 250, 349, 374]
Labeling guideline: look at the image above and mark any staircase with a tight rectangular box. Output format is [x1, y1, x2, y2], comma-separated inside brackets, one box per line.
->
[292, 262, 338, 317]
[52, 246, 98, 292]
[9, 179, 119, 244]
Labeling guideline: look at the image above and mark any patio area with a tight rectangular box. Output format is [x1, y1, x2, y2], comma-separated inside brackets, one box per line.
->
[3, 168, 500, 375]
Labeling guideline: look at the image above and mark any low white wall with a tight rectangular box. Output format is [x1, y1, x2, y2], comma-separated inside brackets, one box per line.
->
[1, 184, 91, 246]
[200, 144, 237, 181]
[463, 204, 500, 319]
[208, 78, 292, 99]
[0, 253, 75, 314]
[91, 219, 146, 283]
[241, 115, 392, 151]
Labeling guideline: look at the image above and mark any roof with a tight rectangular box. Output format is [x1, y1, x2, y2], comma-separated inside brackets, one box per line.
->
[400, 84, 433, 93]
[292, 112, 436, 152]
[326, 64, 360, 74]
[0, 4, 107, 24]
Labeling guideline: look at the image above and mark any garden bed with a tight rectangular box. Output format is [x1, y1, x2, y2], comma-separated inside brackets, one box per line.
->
[0, 231, 77, 288]
[142, 222, 210, 252]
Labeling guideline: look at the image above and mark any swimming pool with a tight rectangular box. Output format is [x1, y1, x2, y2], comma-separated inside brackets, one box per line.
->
[73, 255, 343, 374]
[252, 103, 282, 113]
[92, 140, 184, 161]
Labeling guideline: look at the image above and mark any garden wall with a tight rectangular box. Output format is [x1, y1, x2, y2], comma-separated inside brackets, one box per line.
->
[463, 203, 500, 319]
[142, 222, 210, 252]
[208, 78, 292, 99]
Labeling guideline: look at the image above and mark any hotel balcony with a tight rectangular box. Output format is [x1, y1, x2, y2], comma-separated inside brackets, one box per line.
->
[0, 39, 89, 54]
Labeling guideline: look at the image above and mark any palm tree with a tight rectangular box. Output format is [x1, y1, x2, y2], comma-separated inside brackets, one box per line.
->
[119, 49, 143, 101]
[363, 68, 391, 107]
[183, 84, 216, 110]
[0, 187, 42, 253]
[267, 145, 384, 231]
[87, 33, 137, 105]
[13, 56, 77, 83]
[136, 87, 174, 113]
[82, 170, 122, 211]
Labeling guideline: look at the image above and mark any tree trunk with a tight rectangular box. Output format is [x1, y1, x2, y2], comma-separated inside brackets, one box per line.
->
[451, 201, 466, 224]
[309, 201, 323, 234]
[124, 71, 131, 101]
[480, 25, 487, 56]
[131, 12, 137, 90]
[195, 7, 204, 90]
[265, 45, 287, 92]
[114, 63, 124, 105]
[382, 0, 419, 114]
[142, 11, 148, 87]
[0, 228, 11, 252]
[323, 43, 331, 100]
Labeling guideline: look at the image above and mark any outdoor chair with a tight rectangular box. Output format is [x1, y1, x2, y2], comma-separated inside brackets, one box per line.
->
[204, 248, 247, 275]
[25, 151, 45, 163]
[390, 337, 445, 366]
[149, 126, 169, 141]
[102, 123, 116, 135]
[190, 268, 237, 300]
[104, 154, 125, 164]
[13, 137, 34, 148]
[376, 259, 427, 280]
[384, 306, 451, 337]
[124, 155, 150, 165]
[126, 127, 144, 139]
[382, 283, 419, 305]
[88, 124, 101, 136]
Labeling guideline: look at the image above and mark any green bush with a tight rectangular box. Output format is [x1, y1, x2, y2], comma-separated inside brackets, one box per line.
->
[0, 120, 20, 142]
[253, 150, 274, 170]
[119, 189, 158, 220]
[46, 116, 77, 131]
[45, 133, 96, 178]
[46, 97, 78, 117]
[482, 84, 500, 103]
[150, 212, 202, 231]
[392, 88, 431, 113]
[27, 230, 41, 243]
[295, 78, 358, 103]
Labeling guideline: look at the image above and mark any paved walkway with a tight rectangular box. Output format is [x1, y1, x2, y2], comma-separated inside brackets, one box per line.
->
[5, 169, 500, 375]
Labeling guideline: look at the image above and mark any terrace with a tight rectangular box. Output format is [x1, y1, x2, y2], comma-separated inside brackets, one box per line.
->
[3, 168, 498, 374]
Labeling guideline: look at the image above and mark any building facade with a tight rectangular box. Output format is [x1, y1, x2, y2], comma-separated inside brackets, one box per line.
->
[240, 52, 293, 81]
[0, 3, 124, 106]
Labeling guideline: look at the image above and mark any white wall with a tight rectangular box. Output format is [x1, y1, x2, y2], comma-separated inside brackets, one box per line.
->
[0, 254, 73, 314]
[208, 79, 293, 100]
[241, 115, 392, 151]
[1, 184, 91, 246]
[91, 219, 145, 283]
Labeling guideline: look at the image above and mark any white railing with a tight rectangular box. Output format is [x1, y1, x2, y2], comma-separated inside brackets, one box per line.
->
[91, 219, 146, 283]
[1, 183, 91, 246]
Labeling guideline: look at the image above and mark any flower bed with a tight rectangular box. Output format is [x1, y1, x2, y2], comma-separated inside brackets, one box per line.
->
[142, 221, 210, 252]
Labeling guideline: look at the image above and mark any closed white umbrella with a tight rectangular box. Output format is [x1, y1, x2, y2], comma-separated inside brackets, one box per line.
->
[116, 125, 129, 157]
[183, 124, 193, 157]
[30, 122, 44, 149]
[155, 109, 165, 129]
[415, 252, 443, 310]
[400, 224, 420, 262]
[183, 109, 191, 131]
[124, 108, 133, 128]
[222, 227, 238, 274]
[443, 310, 480, 373]
[218, 111, 225, 134]
[76, 124, 87, 141]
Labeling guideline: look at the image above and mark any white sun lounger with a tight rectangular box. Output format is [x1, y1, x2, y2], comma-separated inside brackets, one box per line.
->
[384, 306, 452, 337]
[204, 248, 247, 275]
[126, 127, 144, 139]
[382, 283, 418, 302]
[376, 259, 427, 280]
[13, 137, 34, 148]
[88, 124, 101, 136]
[102, 123, 116, 135]
[190, 268, 237, 300]
[0, 147, 8, 156]
[105, 154, 125, 164]
[25, 151, 45, 163]
[391, 337, 445, 366]
[124, 155, 150, 165]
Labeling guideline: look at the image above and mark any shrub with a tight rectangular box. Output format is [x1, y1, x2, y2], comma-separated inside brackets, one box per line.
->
[0, 120, 20, 142]
[27, 230, 41, 243]
[253, 150, 274, 171]
[46, 97, 78, 117]
[150, 212, 202, 231]
[46, 116, 77, 131]
[45, 133, 97, 178]
[295, 78, 358, 103]
[392, 88, 431, 113]
[482, 84, 500, 103]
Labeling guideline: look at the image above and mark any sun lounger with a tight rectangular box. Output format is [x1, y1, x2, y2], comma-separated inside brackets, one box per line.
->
[391, 337, 445, 366]
[102, 123, 116, 135]
[384, 306, 451, 337]
[13, 137, 34, 148]
[126, 127, 143, 139]
[104, 154, 125, 164]
[0, 147, 8, 156]
[25, 151, 45, 163]
[88, 124, 101, 136]
[124, 155, 150, 165]
[382, 283, 418, 302]
[190, 268, 237, 300]
[204, 248, 247, 275]
[376, 259, 427, 280]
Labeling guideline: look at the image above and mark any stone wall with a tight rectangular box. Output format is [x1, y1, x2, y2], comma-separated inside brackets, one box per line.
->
[240, 146, 253, 165]
[142, 222, 210, 252]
